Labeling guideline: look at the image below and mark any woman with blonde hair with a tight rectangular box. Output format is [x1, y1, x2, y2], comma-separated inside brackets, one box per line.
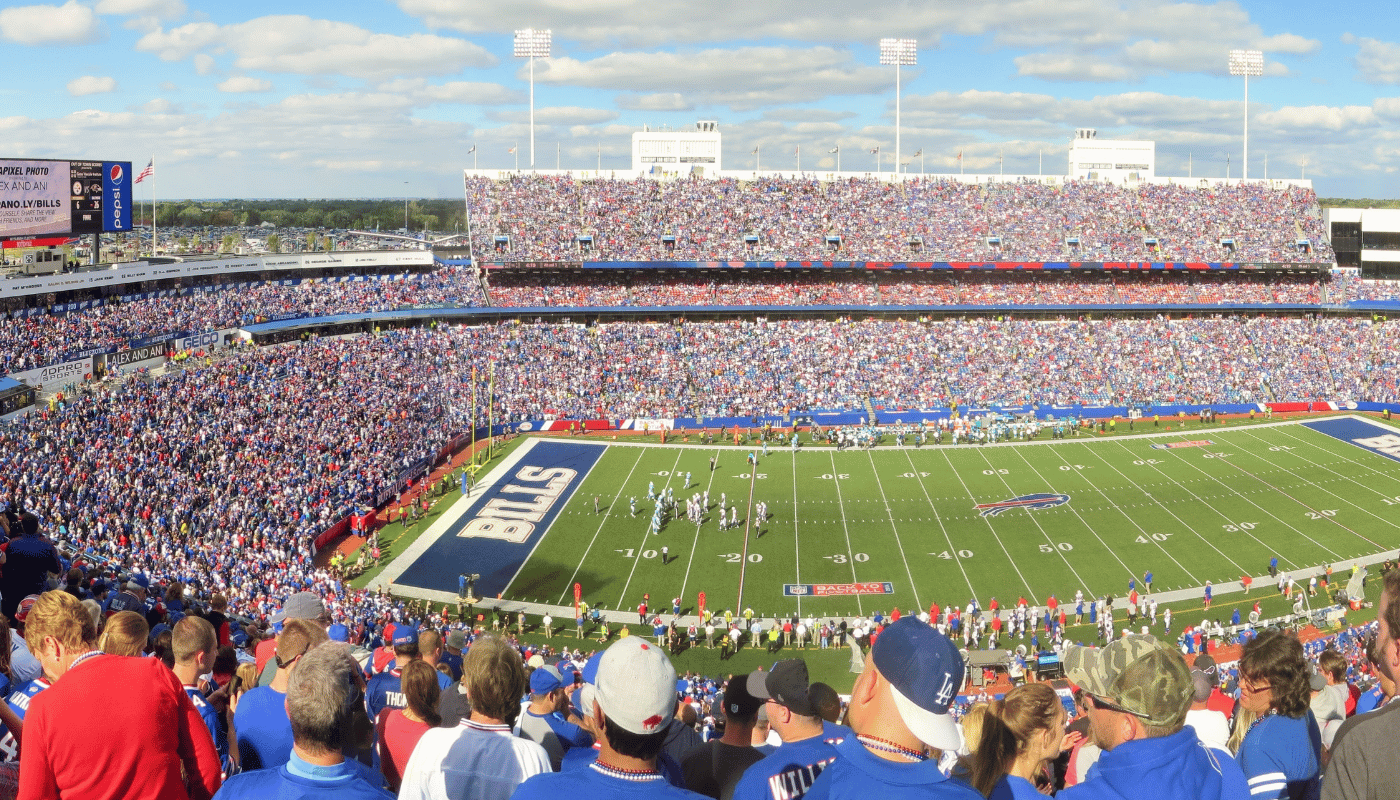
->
[97, 611, 149, 656]
[967, 682, 1070, 798]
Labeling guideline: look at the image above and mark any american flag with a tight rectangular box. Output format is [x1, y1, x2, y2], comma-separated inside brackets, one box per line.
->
[870, 146, 880, 154]
[135, 159, 153, 183]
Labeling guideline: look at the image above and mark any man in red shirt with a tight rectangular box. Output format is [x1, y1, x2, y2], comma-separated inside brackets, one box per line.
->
[19, 590, 221, 800]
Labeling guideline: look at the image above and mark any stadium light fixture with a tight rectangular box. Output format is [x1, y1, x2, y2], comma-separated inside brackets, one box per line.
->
[1228, 49, 1263, 181]
[514, 28, 552, 170]
[879, 38, 917, 176]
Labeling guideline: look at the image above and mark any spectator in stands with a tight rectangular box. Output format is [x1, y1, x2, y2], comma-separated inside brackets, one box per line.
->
[98, 610, 150, 656]
[732, 659, 839, 800]
[1324, 569, 1400, 800]
[398, 634, 549, 800]
[1236, 629, 1322, 800]
[174, 616, 231, 774]
[235, 618, 329, 772]
[0, 513, 59, 619]
[518, 663, 591, 771]
[376, 659, 440, 792]
[681, 672, 767, 800]
[214, 642, 390, 800]
[511, 637, 704, 800]
[18, 590, 221, 800]
[1185, 670, 1230, 752]
[803, 617, 977, 800]
[965, 682, 1070, 798]
[1058, 634, 1249, 800]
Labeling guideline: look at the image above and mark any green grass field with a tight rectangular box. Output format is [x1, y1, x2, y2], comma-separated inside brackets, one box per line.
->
[506, 417, 1400, 626]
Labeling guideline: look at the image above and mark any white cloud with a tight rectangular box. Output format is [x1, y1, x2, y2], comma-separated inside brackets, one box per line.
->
[217, 76, 273, 93]
[1353, 37, 1400, 84]
[67, 75, 117, 96]
[616, 93, 692, 112]
[490, 106, 619, 125]
[193, 53, 216, 75]
[398, 0, 1318, 82]
[136, 15, 495, 80]
[538, 47, 892, 111]
[0, 1, 101, 45]
[94, 0, 184, 18]
[378, 78, 523, 106]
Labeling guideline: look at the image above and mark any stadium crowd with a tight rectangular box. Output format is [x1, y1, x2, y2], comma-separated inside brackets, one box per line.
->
[0, 268, 482, 376]
[0, 553, 1394, 800]
[468, 175, 1332, 264]
[485, 271, 1326, 309]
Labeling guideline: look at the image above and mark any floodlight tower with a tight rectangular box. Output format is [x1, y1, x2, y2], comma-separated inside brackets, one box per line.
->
[514, 28, 552, 169]
[879, 38, 917, 174]
[1228, 49, 1263, 181]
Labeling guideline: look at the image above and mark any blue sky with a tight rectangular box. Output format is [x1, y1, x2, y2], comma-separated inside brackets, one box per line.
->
[1, 0, 1395, 199]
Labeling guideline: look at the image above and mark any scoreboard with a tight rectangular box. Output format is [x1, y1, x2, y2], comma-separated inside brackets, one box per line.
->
[0, 159, 132, 238]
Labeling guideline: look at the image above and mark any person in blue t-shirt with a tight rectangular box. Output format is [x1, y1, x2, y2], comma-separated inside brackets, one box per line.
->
[732, 660, 840, 800]
[804, 618, 980, 800]
[235, 619, 328, 771]
[215, 642, 389, 800]
[1236, 630, 1321, 800]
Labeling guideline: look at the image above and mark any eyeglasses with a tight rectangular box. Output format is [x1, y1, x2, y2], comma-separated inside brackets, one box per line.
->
[1240, 679, 1272, 695]
[1086, 692, 1151, 720]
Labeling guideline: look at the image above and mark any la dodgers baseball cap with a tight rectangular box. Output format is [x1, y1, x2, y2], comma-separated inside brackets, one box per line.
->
[593, 638, 678, 735]
[872, 617, 966, 752]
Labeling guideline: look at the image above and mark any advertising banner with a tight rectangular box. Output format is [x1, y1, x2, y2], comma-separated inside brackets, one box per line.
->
[0, 159, 131, 237]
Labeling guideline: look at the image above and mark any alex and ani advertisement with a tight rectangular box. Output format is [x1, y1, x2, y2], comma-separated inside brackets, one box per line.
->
[0, 159, 131, 237]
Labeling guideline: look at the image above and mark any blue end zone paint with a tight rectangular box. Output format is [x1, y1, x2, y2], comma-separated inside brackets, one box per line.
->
[395, 441, 606, 597]
[1303, 418, 1400, 464]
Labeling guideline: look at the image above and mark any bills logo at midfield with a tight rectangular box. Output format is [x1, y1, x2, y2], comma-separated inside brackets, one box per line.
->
[975, 493, 1070, 517]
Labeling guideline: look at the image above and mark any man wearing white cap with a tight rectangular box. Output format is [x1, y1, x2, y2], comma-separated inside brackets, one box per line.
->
[511, 637, 705, 800]
[803, 618, 981, 800]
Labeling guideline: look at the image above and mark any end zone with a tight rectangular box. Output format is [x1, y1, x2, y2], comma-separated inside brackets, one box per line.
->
[376, 438, 606, 599]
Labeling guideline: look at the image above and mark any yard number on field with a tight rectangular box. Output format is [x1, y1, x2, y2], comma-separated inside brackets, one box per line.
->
[721, 552, 763, 563]
[816, 474, 849, 480]
[735, 473, 767, 479]
[1039, 543, 1074, 553]
[1222, 522, 1256, 532]
[825, 553, 870, 563]
[1136, 533, 1173, 543]
[932, 550, 974, 559]
[616, 548, 661, 559]
[1306, 510, 1338, 520]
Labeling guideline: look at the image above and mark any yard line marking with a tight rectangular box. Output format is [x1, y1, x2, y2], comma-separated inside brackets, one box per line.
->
[616, 450, 683, 608]
[865, 450, 922, 611]
[938, 449, 1038, 601]
[791, 449, 803, 616]
[827, 449, 865, 616]
[1098, 439, 1274, 572]
[557, 448, 645, 605]
[1274, 425, 1400, 492]
[735, 464, 759, 610]
[899, 447, 976, 599]
[1138, 436, 1345, 565]
[678, 449, 724, 609]
[1209, 431, 1389, 551]
[1050, 445, 1204, 583]
[1014, 445, 1173, 587]
[973, 448, 1094, 595]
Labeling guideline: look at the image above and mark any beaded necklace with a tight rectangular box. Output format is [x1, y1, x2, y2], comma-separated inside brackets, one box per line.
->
[591, 760, 665, 782]
[856, 733, 928, 762]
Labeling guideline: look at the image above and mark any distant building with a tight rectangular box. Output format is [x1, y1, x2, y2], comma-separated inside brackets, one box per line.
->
[1323, 208, 1400, 278]
[631, 121, 721, 176]
[1067, 128, 1154, 182]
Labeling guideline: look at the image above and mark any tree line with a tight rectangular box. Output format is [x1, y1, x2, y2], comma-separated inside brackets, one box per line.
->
[133, 198, 471, 233]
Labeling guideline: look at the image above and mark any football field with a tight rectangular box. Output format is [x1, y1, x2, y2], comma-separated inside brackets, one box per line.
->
[389, 415, 1400, 622]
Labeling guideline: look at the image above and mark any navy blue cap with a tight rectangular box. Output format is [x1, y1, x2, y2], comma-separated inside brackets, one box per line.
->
[871, 617, 965, 752]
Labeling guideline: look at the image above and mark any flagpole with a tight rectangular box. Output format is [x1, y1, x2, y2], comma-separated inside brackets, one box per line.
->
[151, 155, 157, 258]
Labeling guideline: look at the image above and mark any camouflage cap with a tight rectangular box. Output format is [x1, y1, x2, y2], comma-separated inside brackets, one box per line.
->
[1064, 634, 1193, 729]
